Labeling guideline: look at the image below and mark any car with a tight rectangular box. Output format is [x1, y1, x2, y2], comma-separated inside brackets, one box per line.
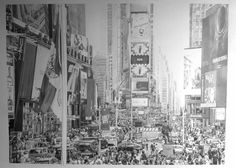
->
[74, 139, 98, 157]
[81, 137, 108, 149]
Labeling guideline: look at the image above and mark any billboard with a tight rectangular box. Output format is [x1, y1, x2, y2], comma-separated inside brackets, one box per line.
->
[80, 70, 87, 99]
[131, 13, 150, 41]
[184, 53, 201, 90]
[132, 98, 149, 107]
[70, 34, 89, 58]
[201, 5, 228, 107]
[201, 70, 216, 107]
[216, 66, 227, 107]
[132, 78, 149, 94]
[215, 108, 226, 120]
[202, 5, 228, 73]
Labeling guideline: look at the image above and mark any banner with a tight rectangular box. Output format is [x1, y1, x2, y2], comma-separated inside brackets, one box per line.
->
[31, 45, 51, 100]
[67, 61, 80, 104]
[80, 70, 87, 99]
[7, 52, 15, 118]
[18, 40, 37, 99]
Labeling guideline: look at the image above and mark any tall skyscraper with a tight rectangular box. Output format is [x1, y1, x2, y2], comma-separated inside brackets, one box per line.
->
[92, 55, 107, 105]
[159, 54, 170, 113]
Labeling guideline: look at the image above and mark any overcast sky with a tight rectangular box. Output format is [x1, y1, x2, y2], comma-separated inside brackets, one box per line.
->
[85, 0, 192, 105]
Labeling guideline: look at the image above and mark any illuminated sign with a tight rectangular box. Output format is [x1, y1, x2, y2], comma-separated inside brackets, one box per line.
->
[132, 78, 149, 94]
[132, 98, 149, 107]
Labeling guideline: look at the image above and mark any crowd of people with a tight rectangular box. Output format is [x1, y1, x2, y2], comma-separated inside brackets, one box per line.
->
[67, 123, 225, 165]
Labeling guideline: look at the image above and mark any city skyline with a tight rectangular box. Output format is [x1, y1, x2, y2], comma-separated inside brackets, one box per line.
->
[85, 1, 190, 107]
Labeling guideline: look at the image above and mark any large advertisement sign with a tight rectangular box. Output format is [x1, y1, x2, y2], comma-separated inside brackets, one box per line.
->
[132, 98, 149, 107]
[132, 78, 149, 94]
[70, 34, 89, 58]
[202, 5, 228, 73]
[183, 50, 201, 90]
[131, 13, 150, 41]
[201, 5, 228, 107]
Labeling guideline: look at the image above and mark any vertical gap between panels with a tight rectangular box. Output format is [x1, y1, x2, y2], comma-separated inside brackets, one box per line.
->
[61, 3, 68, 166]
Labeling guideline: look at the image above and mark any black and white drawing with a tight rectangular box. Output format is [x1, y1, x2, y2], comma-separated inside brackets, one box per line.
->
[6, 2, 227, 165]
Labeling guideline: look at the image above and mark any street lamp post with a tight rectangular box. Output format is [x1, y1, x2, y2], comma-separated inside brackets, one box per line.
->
[182, 109, 185, 144]
[115, 96, 118, 128]
[98, 107, 101, 155]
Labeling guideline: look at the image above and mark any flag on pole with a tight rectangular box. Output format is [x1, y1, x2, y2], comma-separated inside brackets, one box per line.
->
[39, 5, 62, 119]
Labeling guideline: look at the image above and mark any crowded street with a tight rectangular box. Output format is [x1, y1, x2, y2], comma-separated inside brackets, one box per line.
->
[5, 2, 228, 165]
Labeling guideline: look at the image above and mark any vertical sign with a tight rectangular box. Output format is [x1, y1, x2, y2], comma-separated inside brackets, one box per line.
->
[80, 70, 87, 99]
[7, 52, 15, 119]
